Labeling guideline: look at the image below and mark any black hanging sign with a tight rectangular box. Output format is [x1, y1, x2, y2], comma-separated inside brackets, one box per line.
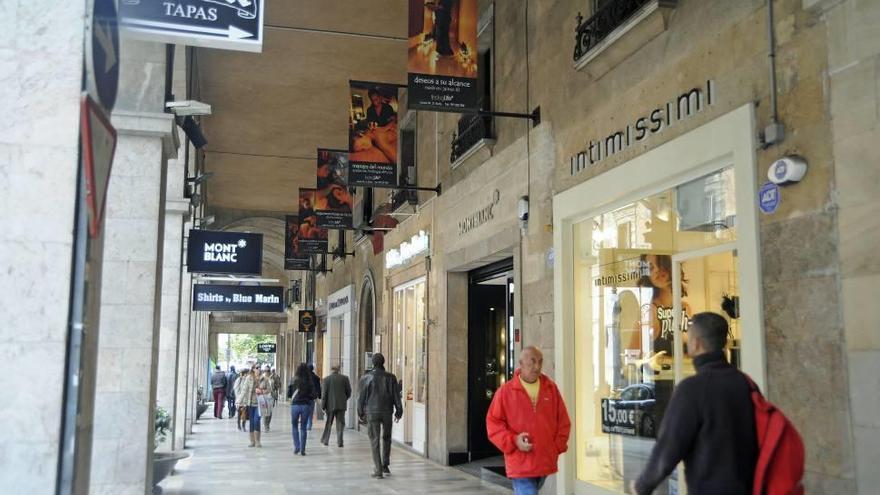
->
[298, 310, 316, 333]
[315, 149, 354, 228]
[348, 81, 399, 187]
[284, 215, 312, 270]
[192, 284, 284, 312]
[297, 189, 329, 254]
[407, 0, 478, 112]
[187, 229, 263, 275]
[256, 342, 277, 353]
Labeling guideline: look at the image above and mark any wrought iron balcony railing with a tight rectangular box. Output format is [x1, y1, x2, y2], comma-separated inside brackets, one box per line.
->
[574, 0, 652, 61]
[450, 113, 493, 164]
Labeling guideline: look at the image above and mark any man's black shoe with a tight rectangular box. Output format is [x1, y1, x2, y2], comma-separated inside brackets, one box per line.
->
[371, 471, 384, 479]
[338, 443, 343, 448]
[382, 466, 390, 475]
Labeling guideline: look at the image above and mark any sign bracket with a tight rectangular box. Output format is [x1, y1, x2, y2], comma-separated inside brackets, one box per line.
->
[471, 106, 541, 127]
[367, 183, 442, 196]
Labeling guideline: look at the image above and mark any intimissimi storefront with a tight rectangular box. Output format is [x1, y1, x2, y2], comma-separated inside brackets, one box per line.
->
[554, 105, 766, 494]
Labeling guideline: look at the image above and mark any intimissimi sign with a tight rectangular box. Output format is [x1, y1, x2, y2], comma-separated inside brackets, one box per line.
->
[570, 80, 716, 176]
[187, 229, 263, 275]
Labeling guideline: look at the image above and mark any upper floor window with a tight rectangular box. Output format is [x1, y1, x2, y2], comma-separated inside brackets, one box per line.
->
[574, 0, 654, 61]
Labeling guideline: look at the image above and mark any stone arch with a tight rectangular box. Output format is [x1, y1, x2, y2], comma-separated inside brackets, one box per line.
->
[357, 270, 377, 378]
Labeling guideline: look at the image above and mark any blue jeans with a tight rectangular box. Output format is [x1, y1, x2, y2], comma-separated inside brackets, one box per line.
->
[248, 406, 260, 432]
[511, 477, 546, 495]
[305, 401, 314, 429]
[290, 403, 311, 453]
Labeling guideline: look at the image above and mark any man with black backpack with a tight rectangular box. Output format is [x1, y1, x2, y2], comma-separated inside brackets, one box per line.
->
[357, 353, 403, 479]
[631, 312, 758, 495]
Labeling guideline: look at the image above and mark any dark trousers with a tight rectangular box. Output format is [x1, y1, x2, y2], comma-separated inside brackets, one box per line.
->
[367, 413, 393, 473]
[227, 396, 236, 417]
[321, 409, 346, 446]
[212, 389, 225, 418]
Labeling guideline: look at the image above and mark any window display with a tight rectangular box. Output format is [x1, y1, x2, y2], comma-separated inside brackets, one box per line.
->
[573, 168, 741, 493]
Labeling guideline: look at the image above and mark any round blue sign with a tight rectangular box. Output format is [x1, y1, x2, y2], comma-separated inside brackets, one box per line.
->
[759, 182, 780, 214]
[90, 0, 119, 111]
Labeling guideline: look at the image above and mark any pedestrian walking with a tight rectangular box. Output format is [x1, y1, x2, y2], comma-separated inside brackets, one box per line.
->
[225, 365, 237, 419]
[306, 363, 321, 430]
[259, 364, 275, 432]
[234, 368, 249, 431]
[486, 346, 571, 495]
[288, 363, 317, 455]
[270, 367, 281, 406]
[357, 353, 402, 479]
[320, 364, 351, 447]
[210, 365, 227, 419]
[237, 365, 262, 447]
[630, 312, 757, 495]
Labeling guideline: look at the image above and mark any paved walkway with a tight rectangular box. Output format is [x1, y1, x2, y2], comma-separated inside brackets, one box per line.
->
[159, 404, 510, 494]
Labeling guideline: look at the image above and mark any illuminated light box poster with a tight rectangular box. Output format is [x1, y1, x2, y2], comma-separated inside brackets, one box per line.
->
[407, 0, 478, 112]
[297, 188, 329, 254]
[315, 148, 354, 229]
[284, 215, 311, 270]
[348, 81, 399, 187]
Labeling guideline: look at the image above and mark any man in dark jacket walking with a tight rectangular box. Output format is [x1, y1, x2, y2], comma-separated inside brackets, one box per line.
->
[320, 364, 352, 447]
[631, 312, 757, 495]
[357, 353, 403, 479]
[210, 365, 227, 419]
[307, 363, 322, 430]
[225, 365, 237, 418]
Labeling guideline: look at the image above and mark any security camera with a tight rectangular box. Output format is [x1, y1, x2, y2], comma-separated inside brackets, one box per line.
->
[166, 100, 212, 116]
[518, 196, 529, 222]
[767, 155, 807, 185]
[179, 116, 208, 149]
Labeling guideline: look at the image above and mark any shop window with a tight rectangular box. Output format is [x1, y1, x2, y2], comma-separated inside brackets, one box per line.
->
[572, 168, 740, 492]
[353, 186, 374, 241]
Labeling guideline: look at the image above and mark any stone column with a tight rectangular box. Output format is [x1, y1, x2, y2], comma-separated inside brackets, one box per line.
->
[0, 1, 86, 492]
[155, 130, 187, 452]
[174, 252, 193, 447]
[89, 39, 174, 494]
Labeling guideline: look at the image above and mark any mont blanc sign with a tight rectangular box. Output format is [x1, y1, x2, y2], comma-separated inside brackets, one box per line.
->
[187, 229, 263, 275]
[119, 0, 264, 53]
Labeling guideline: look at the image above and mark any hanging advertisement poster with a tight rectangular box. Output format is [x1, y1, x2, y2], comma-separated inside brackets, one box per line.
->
[315, 148, 354, 228]
[284, 215, 312, 270]
[297, 188, 329, 254]
[407, 0, 478, 112]
[348, 81, 399, 187]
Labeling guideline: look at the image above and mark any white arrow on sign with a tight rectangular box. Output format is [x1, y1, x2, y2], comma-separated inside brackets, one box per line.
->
[120, 18, 253, 39]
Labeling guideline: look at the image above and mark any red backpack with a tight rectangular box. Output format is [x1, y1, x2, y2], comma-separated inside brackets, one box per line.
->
[746, 376, 805, 495]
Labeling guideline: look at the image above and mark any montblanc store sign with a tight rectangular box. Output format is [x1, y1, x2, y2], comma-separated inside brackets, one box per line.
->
[192, 284, 284, 312]
[458, 190, 501, 235]
[187, 229, 263, 275]
[570, 80, 716, 176]
[119, 0, 264, 53]
[385, 231, 430, 269]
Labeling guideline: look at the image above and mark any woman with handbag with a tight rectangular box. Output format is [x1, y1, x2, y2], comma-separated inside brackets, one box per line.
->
[287, 363, 317, 456]
[258, 364, 275, 432]
[233, 368, 249, 432]
[238, 365, 262, 447]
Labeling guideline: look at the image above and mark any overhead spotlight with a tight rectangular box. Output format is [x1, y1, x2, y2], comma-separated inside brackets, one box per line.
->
[179, 116, 208, 149]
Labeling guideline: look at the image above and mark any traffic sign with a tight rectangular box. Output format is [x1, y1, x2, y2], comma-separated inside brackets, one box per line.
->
[119, 0, 264, 53]
[80, 95, 117, 238]
[87, 0, 120, 112]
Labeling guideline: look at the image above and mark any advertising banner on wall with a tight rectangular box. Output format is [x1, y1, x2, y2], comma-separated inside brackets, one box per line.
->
[192, 284, 284, 312]
[298, 310, 316, 333]
[297, 189, 329, 254]
[407, 0, 478, 112]
[348, 81, 399, 187]
[315, 148, 354, 228]
[187, 229, 263, 275]
[284, 215, 312, 270]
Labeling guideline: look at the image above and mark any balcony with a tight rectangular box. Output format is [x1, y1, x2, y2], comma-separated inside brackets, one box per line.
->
[573, 0, 677, 78]
[450, 113, 495, 168]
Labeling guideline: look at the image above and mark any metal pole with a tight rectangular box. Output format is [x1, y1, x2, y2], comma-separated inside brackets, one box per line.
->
[766, 0, 778, 124]
[57, 146, 88, 495]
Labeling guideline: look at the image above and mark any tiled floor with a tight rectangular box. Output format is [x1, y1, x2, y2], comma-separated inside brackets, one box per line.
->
[159, 406, 511, 494]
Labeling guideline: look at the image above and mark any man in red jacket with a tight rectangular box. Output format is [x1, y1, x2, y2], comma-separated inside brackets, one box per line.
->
[486, 346, 571, 495]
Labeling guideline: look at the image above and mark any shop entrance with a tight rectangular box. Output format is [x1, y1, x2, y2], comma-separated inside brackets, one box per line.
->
[391, 277, 428, 453]
[467, 258, 515, 460]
